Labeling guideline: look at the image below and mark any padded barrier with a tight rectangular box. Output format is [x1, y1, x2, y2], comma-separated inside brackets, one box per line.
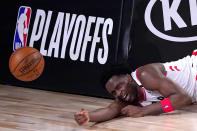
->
[0, 0, 134, 98]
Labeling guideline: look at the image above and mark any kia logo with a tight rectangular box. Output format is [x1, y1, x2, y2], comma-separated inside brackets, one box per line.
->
[145, 0, 197, 42]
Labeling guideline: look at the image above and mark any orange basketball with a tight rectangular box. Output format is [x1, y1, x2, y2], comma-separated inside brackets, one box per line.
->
[9, 47, 45, 82]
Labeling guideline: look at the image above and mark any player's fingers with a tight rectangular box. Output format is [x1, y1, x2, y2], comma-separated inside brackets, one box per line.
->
[76, 112, 85, 117]
[121, 108, 126, 114]
[81, 109, 88, 114]
[79, 116, 88, 122]
[81, 109, 87, 114]
[78, 114, 89, 121]
[74, 113, 82, 119]
[74, 112, 82, 117]
[74, 117, 81, 125]
[122, 105, 130, 110]
[75, 115, 84, 123]
[74, 115, 80, 123]
[78, 113, 89, 125]
[74, 111, 89, 125]
[121, 108, 129, 115]
[80, 110, 89, 117]
[75, 114, 84, 120]
[80, 118, 89, 125]
[120, 109, 124, 114]
[77, 117, 88, 125]
[74, 113, 78, 120]
[75, 116, 85, 124]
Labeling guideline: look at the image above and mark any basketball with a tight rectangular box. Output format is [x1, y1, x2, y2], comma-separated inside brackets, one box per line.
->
[9, 47, 45, 82]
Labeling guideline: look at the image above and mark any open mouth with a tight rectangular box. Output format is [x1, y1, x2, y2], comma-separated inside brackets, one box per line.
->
[122, 93, 129, 102]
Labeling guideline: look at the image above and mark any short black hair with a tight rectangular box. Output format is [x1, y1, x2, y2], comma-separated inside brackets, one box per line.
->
[100, 65, 131, 88]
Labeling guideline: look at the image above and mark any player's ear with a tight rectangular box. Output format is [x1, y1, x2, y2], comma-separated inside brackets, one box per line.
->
[126, 74, 132, 82]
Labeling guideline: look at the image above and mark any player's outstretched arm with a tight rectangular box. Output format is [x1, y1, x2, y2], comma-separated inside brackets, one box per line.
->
[74, 100, 127, 125]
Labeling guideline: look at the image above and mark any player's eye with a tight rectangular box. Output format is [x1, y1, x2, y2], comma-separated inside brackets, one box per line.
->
[116, 83, 122, 90]
[111, 91, 116, 96]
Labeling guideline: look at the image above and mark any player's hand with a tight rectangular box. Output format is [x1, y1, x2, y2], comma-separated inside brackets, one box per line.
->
[74, 109, 90, 125]
[121, 105, 144, 118]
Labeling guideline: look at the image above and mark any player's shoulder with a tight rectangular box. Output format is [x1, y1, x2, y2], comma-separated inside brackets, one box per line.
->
[135, 63, 166, 90]
[136, 63, 165, 82]
[137, 63, 164, 75]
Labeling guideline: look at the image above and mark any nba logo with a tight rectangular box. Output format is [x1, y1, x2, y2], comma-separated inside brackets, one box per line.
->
[13, 6, 31, 51]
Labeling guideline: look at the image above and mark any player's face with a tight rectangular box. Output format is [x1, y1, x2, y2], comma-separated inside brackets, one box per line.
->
[105, 75, 138, 103]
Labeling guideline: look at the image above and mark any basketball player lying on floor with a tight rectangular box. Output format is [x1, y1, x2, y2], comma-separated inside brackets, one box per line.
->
[74, 50, 197, 125]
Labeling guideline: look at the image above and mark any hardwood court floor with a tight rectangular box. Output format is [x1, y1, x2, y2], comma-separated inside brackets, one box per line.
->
[0, 84, 197, 131]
